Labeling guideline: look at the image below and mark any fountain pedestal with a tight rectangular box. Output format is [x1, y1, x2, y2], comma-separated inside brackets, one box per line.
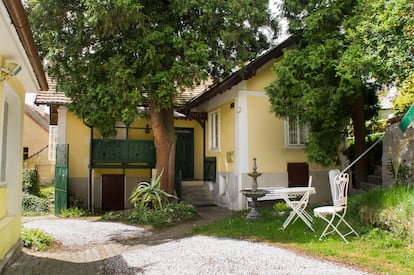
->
[240, 158, 268, 221]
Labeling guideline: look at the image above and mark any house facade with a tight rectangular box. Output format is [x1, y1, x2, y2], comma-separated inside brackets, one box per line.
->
[181, 37, 333, 210]
[23, 104, 54, 185]
[0, 0, 48, 271]
[36, 37, 336, 213]
[35, 88, 205, 212]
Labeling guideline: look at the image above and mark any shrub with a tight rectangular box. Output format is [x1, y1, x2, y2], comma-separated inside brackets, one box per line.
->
[127, 202, 198, 228]
[22, 192, 50, 215]
[22, 169, 40, 196]
[349, 185, 414, 244]
[129, 169, 177, 209]
[21, 227, 54, 251]
[60, 207, 89, 218]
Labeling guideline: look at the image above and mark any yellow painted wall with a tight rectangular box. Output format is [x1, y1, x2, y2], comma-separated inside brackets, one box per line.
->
[205, 100, 235, 173]
[0, 189, 5, 218]
[23, 112, 48, 156]
[0, 76, 25, 263]
[247, 95, 308, 172]
[246, 57, 281, 92]
[67, 112, 90, 177]
[69, 112, 203, 179]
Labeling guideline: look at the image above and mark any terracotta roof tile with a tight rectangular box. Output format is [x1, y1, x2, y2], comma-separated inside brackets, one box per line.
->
[34, 78, 71, 105]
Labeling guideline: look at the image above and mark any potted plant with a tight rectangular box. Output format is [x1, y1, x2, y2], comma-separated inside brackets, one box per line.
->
[273, 202, 290, 216]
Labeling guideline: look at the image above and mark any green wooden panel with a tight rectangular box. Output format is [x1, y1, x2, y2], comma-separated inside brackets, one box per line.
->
[400, 103, 414, 132]
[128, 140, 156, 163]
[92, 139, 155, 164]
[55, 144, 68, 215]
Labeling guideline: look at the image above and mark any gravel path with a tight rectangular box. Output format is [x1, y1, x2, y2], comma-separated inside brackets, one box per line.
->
[16, 207, 372, 275]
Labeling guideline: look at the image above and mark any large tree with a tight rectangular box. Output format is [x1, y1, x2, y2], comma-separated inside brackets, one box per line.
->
[266, 0, 379, 188]
[27, 0, 277, 193]
[267, 0, 413, 188]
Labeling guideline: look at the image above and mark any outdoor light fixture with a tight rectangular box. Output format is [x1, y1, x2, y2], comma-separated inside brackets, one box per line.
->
[145, 124, 151, 134]
[1, 62, 22, 76]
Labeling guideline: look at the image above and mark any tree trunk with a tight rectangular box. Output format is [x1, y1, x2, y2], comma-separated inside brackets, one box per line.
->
[148, 100, 176, 194]
[352, 92, 368, 189]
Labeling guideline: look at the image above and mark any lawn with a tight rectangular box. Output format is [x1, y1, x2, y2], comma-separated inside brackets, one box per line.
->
[193, 187, 414, 275]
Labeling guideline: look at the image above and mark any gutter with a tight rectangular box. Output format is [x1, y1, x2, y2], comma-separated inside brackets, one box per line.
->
[3, 0, 48, 91]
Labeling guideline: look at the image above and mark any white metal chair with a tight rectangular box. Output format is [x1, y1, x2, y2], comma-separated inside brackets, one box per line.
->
[288, 176, 314, 228]
[313, 173, 359, 243]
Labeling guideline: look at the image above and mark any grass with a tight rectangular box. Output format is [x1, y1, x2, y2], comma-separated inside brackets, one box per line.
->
[192, 187, 414, 275]
[21, 227, 54, 251]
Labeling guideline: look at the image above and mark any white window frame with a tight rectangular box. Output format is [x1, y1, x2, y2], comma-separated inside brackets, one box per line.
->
[208, 109, 220, 152]
[48, 125, 58, 161]
[285, 117, 309, 148]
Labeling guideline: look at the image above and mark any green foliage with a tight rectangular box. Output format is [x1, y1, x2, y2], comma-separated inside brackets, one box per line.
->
[127, 202, 199, 228]
[26, 0, 277, 138]
[266, 0, 380, 167]
[273, 202, 290, 212]
[21, 227, 54, 251]
[22, 169, 40, 196]
[129, 170, 177, 209]
[60, 207, 89, 218]
[349, 185, 414, 244]
[394, 76, 414, 115]
[22, 192, 50, 216]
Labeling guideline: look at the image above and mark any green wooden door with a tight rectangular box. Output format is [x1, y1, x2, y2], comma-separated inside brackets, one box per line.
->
[175, 128, 194, 179]
[55, 144, 68, 215]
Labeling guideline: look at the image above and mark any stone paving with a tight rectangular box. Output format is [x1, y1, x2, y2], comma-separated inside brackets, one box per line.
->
[3, 206, 233, 275]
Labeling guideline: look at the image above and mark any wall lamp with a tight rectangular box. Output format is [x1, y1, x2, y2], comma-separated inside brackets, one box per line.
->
[145, 124, 151, 134]
[1, 62, 22, 76]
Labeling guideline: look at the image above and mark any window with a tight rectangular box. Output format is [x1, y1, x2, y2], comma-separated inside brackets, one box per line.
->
[285, 117, 309, 148]
[1, 102, 9, 182]
[208, 110, 220, 152]
[23, 147, 29, 160]
[48, 125, 58, 160]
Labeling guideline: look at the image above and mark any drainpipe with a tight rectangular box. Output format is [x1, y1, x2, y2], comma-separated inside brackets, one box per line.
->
[88, 126, 93, 213]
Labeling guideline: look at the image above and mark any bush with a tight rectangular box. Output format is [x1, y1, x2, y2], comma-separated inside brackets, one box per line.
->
[127, 202, 199, 228]
[21, 227, 54, 251]
[22, 169, 40, 196]
[60, 207, 89, 218]
[22, 192, 50, 215]
[349, 185, 414, 244]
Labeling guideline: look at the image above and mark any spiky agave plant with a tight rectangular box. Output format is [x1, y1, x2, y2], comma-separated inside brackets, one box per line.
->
[129, 169, 177, 209]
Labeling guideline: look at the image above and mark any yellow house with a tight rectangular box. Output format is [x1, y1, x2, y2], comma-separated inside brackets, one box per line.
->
[0, 0, 48, 271]
[23, 104, 54, 185]
[35, 37, 334, 213]
[35, 84, 205, 212]
[180, 37, 332, 210]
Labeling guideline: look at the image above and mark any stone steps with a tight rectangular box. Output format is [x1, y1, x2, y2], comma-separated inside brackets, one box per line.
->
[181, 181, 216, 206]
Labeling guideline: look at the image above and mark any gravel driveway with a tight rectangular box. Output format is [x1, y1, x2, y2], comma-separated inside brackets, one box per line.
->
[18, 212, 372, 275]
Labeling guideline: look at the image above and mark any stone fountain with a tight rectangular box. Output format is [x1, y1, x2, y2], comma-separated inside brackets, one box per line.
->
[240, 158, 269, 221]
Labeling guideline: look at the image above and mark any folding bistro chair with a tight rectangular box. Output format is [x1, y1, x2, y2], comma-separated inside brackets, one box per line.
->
[284, 176, 314, 230]
[313, 173, 359, 243]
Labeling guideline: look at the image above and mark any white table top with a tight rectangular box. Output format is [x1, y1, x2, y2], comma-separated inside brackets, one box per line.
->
[273, 187, 315, 196]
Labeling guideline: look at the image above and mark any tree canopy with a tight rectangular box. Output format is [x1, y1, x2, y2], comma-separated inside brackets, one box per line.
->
[266, 0, 413, 186]
[27, 0, 277, 192]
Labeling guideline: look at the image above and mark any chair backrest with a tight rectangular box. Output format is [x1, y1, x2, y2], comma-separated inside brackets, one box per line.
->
[307, 175, 313, 188]
[332, 173, 350, 208]
[328, 169, 341, 202]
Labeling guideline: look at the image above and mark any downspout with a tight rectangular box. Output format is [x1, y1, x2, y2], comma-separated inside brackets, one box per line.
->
[196, 119, 206, 180]
[88, 127, 93, 213]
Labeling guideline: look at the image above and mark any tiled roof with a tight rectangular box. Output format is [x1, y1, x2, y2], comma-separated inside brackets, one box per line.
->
[35, 77, 210, 107]
[34, 78, 71, 106]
